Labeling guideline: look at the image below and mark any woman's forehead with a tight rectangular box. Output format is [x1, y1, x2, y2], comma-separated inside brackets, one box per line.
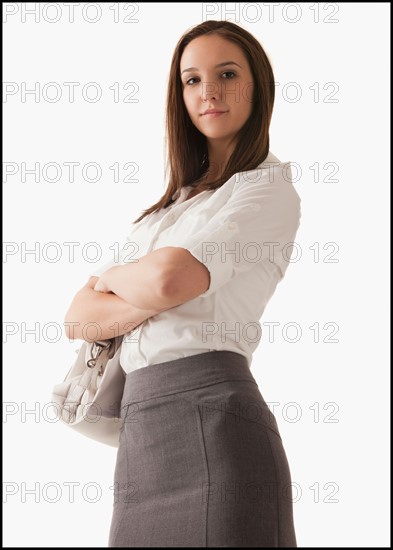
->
[180, 35, 246, 69]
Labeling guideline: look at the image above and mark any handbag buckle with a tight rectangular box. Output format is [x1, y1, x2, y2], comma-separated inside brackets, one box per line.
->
[87, 340, 112, 369]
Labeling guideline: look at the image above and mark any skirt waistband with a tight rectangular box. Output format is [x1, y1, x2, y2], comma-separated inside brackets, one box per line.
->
[121, 350, 256, 405]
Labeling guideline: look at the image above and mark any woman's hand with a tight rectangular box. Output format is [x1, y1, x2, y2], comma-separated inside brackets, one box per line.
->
[93, 268, 120, 293]
[94, 278, 110, 293]
[64, 273, 158, 342]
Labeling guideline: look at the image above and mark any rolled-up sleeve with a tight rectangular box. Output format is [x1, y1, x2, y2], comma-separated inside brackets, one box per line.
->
[184, 164, 301, 298]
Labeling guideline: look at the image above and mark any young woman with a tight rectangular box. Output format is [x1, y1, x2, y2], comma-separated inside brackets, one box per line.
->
[65, 20, 301, 548]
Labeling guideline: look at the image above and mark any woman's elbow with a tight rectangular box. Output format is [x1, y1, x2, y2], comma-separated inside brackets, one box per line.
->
[63, 305, 85, 341]
[160, 248, 211, 303]
[63, 317, 81, 341]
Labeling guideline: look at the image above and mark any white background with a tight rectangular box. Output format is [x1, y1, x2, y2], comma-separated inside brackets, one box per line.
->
[3, 2, 390, 547]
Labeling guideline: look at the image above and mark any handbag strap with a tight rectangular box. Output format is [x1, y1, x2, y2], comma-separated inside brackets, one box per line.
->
[62, 339, 115, 421]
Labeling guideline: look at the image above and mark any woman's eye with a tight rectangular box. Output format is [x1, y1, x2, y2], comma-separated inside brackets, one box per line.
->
[186, 77, 199, 86]
[222, 71, 236, 79]
[185, 71, 236, 86]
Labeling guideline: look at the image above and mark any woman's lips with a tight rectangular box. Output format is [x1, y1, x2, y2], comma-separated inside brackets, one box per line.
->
[202, 111, 228, 118]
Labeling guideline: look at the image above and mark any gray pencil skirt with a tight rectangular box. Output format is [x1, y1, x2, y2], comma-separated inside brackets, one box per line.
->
[108, 350, 297, 547]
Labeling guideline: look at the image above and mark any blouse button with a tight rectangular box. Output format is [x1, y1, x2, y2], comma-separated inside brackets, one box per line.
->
[228, 222, 237, 230]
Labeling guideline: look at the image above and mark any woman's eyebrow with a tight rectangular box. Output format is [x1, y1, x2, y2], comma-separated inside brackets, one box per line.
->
[181, 61, 242, 75]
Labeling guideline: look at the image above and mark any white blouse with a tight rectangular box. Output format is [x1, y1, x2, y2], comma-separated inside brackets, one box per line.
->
[91, 151, 301, 373]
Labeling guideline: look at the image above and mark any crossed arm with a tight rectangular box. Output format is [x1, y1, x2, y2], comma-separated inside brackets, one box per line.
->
[63, 246, 210, 342]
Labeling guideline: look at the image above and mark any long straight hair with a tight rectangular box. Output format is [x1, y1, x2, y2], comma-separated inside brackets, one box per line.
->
[132, 20, 275, 224]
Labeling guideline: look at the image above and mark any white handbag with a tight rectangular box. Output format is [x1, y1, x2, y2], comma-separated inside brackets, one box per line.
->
[51, 336, 126, 447]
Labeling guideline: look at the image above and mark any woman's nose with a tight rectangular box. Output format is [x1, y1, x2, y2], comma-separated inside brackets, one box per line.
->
[201, 81, 221, 102]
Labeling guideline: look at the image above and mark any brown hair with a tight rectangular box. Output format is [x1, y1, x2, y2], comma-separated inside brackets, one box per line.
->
[132, 20, 275, 224]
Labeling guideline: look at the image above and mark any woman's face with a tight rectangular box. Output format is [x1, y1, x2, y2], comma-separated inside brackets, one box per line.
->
[180, 34, 254, 144]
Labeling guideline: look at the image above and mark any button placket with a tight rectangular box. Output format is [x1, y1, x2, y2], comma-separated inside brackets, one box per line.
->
[147, 210, 177, 253]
